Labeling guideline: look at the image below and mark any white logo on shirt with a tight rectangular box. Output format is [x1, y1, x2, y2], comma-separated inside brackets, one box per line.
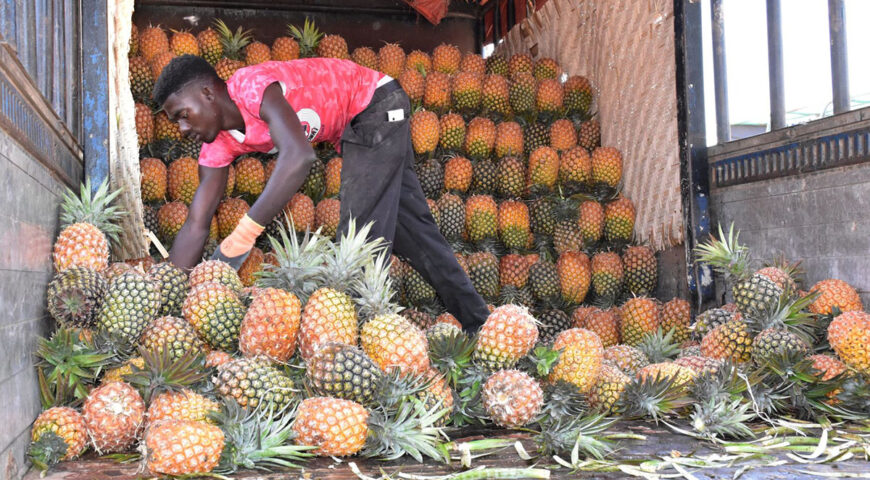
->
[296, 108, 321, 142]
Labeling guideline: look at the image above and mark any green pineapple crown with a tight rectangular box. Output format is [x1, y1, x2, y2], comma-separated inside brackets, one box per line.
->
[351, 250, 401, 323]
[288, 18, 323, 58]
[320, 219, 386, 293]
[362, 397, 448, 463]
[36, 327, 117, 408]
[256, 214, 328, 303]
[533, 414, 616, 459]
[27, 431, 68, 473]
[744, 290, 820, 343]
[616, 372, 692, 423]
[60, 178, 124, 245]
[690, 397, 755, 441]
[125, 346, 209, 404]
[213, 19, 252, 60]
[427, 326, 476, 389]
[637, 327, 681, 364]
[694, 223, 752, 282]
[538, 380, 588, 423]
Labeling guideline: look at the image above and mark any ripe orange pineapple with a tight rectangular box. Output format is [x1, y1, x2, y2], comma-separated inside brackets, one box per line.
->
[287, 192, 315, 232]
[293, 397, 368, 456]
[410, 110, 440, 155]
[299, 287, 358, 360]
[140, 157, 167, 203]
[324, 156, 342, 198]
[557, 251, 592, 305]
[464, 117, 496, 159]
[245, 41, 271, 65]
[660, 298, 691, 344]
[482, 370, 543, 428]
[271, 36, 300, 61]
[238, 246, 265, 287]
[591, 252, 623, 300]
[154, 111, 182, 141]
[588, 363, 631, 413]
[452, 72, 483, 112]
[30, 407, 88, 463]
[432, 43, 461, 74]
[700, 319, 752, 363]
[314, 197, 341, 239]
[604, 344, 649, 376]
[239, 287, 302, 362]
[549, 119, 578, 152]
[571, 306, 597, 329]
[189, 259, 244, 293]
[352, 46, 378, 69]
[508, 53, 533, 77]
[604, 196, 636, 243]
[591, 147, 623, 187]
[559, 146, 592, 188]
[497, 200, 530, 251]
[144, 420, 224, 475]
[167, 156, 199, 205]
[406, 49, 432, 73]
[399, 68, 425, 102]
[196, 27, 223, 64]
[139, 25, 169, 61]
[549, 328, 604, 393]
[423, 71, 451, 112]
[130, 24, 139, 57]
[169, 29, 199, 56]
[378, 43, 406, 78]
[149, 50, 176, 82]
[439, 113, 466, 151]
[316, 34, 349, 59]
[157, 201, 188, 244]
[494, 121, 523, 158]
[499, 253, 534, 288]
[213, 19, 251, 79]
[584, 309, 620, 347]
[536, 79, 564, 115]
[216, 197, 250, 239]
[82, 382, 145, 453]
[828, 311, 870, 373]
[130, 57, 154, 103]
[473, 304, 538, 370]
[460, 52, 486, 73]
[807, 354, 847, 381]
[809, 279, 863, 315]
[526, 146, 560, 193]
[53, 181, 121, 273]
[361, 313, 430, 376]
[636, 362, 696, 389]
[620, 297, 661, 346]
[482, 74, 511, 117]
[134, 102, 154, 146]
[533, 57, 561, 80]
[146, 389, 219, 424]
[444, 156, 473, 193]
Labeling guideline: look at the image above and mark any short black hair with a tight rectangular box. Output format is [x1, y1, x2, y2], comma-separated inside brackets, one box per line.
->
[152, 54, 222, 106]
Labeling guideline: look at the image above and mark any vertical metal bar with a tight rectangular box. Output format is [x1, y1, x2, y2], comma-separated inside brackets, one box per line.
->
[493, 0, 501, 44]
[766, 0, 785, 129]
[710, 0, 730, 143]
[81, 0, 109, 189]
[828, 0, 849, 114]
[507, 0, 516, 33]
[675, 0, 714, 308]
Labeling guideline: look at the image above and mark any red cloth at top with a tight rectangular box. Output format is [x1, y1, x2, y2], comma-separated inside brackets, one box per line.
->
[404, 0, 449, 25]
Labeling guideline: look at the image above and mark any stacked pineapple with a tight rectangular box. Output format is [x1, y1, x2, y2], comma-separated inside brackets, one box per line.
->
[29, 17, 870, 478]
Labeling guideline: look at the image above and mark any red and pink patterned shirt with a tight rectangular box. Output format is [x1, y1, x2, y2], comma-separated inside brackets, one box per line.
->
[198, 58, 385, 168]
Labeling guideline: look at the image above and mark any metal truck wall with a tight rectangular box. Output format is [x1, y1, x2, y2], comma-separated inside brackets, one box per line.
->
[708, 107, 870, 306]
[0, 1, 84, 478]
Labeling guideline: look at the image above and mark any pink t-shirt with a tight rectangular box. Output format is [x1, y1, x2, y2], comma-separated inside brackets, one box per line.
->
[199, 59, 384, 168]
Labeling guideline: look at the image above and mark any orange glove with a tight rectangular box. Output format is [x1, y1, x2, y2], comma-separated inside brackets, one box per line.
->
[212, 215, 264, 268]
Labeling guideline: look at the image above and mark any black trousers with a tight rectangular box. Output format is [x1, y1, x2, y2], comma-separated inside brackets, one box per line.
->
[337, 82, 489, 332]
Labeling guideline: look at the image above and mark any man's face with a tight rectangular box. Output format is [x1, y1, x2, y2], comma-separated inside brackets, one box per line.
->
[162, 82, 221, 144]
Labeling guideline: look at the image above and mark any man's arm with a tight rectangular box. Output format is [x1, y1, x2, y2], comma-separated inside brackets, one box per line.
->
[169, 165, 228, 270]
[247, 82, 316, 226]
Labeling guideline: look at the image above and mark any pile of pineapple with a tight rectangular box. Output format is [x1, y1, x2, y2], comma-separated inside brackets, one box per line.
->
[27, 18, 870, 478]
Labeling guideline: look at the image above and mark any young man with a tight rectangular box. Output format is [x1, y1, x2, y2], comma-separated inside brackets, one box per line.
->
[153, 55, 489, 332]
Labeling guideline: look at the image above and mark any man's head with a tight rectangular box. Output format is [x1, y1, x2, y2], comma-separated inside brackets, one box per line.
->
[153, 55, 225, 143]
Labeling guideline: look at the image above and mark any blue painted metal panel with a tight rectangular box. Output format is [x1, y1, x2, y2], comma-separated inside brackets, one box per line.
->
[81, 0, 109, 190]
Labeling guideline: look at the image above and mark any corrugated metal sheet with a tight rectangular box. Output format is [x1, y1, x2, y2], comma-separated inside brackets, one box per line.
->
[496, 0, 683, 251]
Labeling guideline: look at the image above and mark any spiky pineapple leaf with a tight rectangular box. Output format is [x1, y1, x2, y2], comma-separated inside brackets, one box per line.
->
[690, 398, 755, 441]
[28, 432, 68, 472]
[213, 19, 252, 60]
[616, 373, 692, 423]
[59, 178, 125, 246]
[36, 328, 116, 408]
[362, 398, 448, 463]
[255, 214, 327, 303]
[637, 327, 680, 364]
[126, 347, 208, 404]
[693, 223, 751, 282]
[288, 18, 323, 58]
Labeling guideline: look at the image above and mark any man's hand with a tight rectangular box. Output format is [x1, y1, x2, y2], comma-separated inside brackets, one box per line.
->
[211, 214, 263, 269]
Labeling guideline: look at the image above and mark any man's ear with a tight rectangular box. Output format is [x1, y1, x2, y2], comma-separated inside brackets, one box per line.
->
[201, 83, 215, 102]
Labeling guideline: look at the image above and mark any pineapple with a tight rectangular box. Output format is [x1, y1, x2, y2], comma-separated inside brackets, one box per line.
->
[216, 197, 250, 239]
[321, 156, 342, 198]
[307, 342, 384, 405]
[415, 158, 444, 198]
[189, 259, 244, 293]
[436, 193, 466, 242]
[577, 118, 601, 151]
[807, 353, 847, 381]
[464, 117, 496, 159]
[700, 319, 752, 363]
[157, 201, 188, 244]
[53, 180, 122, 273]
[182, 282, 246, 351]
[378, 43, 406, 78]
[352, 46, 378, 69]
[234, 156, 265, 197]
[584, 309, 620, 347]
[197, 27, 223, 64]
[465, 194, 498, 244]
[548, 328, 604, 393]
[399, 68, 425, 103]
[524, 122, 551, 156]
[316, 34, 349, 59]
[604, 344, 650, 376]
[139, 316, 204, 362]
[526, 146, 560, 194]
[559, 146, 592, 189]
[299, 287, 358, 360]
[494, 121, 523, 159]
[694, 308, 738, 339]
[213, 19, 252, 79]
[239, 287, 302, 362]
[213, 357, 295, 409]
[528, 260, 560, 305]
[672, 355, 722, 375]
[508, 53, 533, 77]
[150, 50, 176, 82]
[444, 155, 473, 193]
[549, 119, 578, 152]
[620, 297, 661, 346]
[245, 41, 271, 65]
[406, 49, 432, 73]
[553, 219, 584, 256]
[439, 113, 466, 152]
[134, 101, 154, 146]
[587, 363, 631, 413]
[557, 251, 592, 305]
[482, 370, 543, 428]
[482, 74, 511, 118]
[576, 200, 604, 246]
[288, 18, 323, 58]
[46, 267, 107, 328]
[154, 111, 182, 141]
[660, 298, 691, 345]
[432, 43, 461, 74]
[423, 71, 451, 112]
[144, 420, 224, 475]
[96, 272, 161, 343]
[140, 157, 167, 203]
[591, 252, 623, 300]
[130, 62, 154, 104]
[636, 362, 696, 387]
[537, 309, 573, 345]
[604, 196, 636, 243]
[404, 266, 437, 307]
[452, 72, 483, 112]
[146, 389, 219, 424]
[485, 54, 509, 75]
[361, 314, 430, 376]
[417, 368, 455, 427]
[129, 24, 138, 57]
[536, 79, 564, 116]
[460, 53, 486, 74]
[314, 197, 341, 239]
[828, 311, 870, 373]
[81, 382, 145, 453]
[301, 157, 325, 199]
[809, 279, 863, 315]
[571, 306, 597, 328]
[271, 35, 300, 61]
[169, 29, 199, 56]
[622, 246, 658, 295]
[139, 25, 169, 61]
[473, 304, 538, 370]
[498, 200, 530, 251]
[410, 110, 440, 155]
[287, 192, 316, 232]
[496, 156, 526, 199]
[167, 156, 198, 204]
[467, 251, 500, 302]
[509, 72, 536, 116]
[238, 246, 266, 287]
[564, 75, 593, 116]
[591, 147, 623, 188]
[533, 57, 561, 80]
[470, 158, 498, 195]
[29, 407, 88, 467]
[293, 397, 368, 456]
